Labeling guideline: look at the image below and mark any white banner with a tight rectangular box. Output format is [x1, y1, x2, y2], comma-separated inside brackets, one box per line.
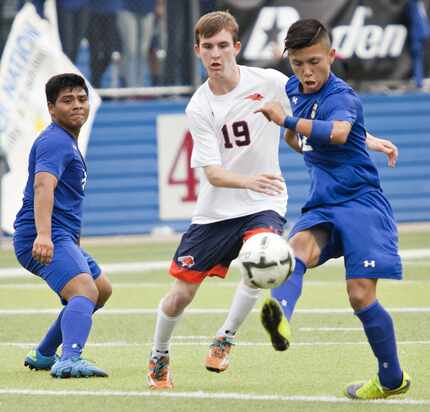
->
[157, 114, 199, 220]
[0, 3, 101, 234]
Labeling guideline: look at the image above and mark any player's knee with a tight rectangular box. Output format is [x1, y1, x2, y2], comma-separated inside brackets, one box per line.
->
[290, 233, 320, 267]
[96, 274, 112, 306]
[347, 286, 374, 311]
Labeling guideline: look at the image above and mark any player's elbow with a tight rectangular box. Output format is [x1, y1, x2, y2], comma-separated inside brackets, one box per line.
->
[204, 165, 223, 187]
[330, 122, 351, 144]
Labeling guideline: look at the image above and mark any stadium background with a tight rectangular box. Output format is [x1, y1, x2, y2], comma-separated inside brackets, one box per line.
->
[0, 0, 430, 236]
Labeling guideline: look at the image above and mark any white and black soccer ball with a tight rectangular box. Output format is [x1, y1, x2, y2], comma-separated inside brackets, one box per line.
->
[239, 232, 295, 289]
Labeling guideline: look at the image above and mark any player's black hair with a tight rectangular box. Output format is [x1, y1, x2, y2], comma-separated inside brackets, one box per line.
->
[45, 73, 88, 104]
[284, 19, 331, 52]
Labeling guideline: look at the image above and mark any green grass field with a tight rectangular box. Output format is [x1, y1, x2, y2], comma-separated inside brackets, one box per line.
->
[0, 230, 429, 411]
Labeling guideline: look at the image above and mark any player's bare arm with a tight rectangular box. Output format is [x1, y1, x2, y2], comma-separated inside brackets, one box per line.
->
[33, 172, 57, 264]
[284, 129, 302, 153]
[204, 165, 285, 196]
[366, 132, 398, 168]
[256, 101, 352, 144]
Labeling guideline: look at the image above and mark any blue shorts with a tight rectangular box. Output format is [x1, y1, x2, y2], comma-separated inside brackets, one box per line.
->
[289, 190, 402, 280]
[171, 210, 286, 284]
[14, 233, 102, 295]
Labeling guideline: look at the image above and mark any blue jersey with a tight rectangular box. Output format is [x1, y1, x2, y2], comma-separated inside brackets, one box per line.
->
[14, 123, 87, 242]
[286, 73, 381, 211]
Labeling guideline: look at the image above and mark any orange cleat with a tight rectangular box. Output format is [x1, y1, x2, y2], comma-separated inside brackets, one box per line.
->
[205, 336, 234, 373]
[147, 354, 173, 389]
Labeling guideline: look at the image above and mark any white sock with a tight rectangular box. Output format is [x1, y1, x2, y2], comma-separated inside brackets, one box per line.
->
[216, 280, 262, 339]
[151, 301, 182, 357]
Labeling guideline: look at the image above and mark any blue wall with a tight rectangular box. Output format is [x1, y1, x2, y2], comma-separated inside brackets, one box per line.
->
[82, 93, 430, 236]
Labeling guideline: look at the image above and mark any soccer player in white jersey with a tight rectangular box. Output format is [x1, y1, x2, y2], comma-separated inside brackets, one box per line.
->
[147, 10, 399, 390]
[147, 11, 290, 389]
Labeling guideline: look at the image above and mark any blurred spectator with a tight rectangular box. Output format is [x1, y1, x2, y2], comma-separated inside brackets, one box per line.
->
[87, 0, 122, 88]
[164, 0, 192, 85]
[406, 0, 430, 88]
[1, 1, 20, 56]
[56, 0, 90, 63]
[118, 0, 156, 87]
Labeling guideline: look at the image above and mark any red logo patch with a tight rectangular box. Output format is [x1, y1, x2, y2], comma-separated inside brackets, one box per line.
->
[245, 93, 264, 101]
[178, 255, 195, 268]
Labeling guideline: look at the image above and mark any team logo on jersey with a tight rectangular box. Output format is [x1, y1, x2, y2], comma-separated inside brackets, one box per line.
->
[178, 255, 195, 269]
[245, 93, 264, 101]
[292, 96, 298, 105]
[363, 260, 376, 268]
[310, 103, 318, 119]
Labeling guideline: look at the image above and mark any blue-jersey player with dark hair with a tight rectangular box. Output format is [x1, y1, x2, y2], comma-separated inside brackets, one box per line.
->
[13, 73, 112, 378]
[256, 19, 410, 400]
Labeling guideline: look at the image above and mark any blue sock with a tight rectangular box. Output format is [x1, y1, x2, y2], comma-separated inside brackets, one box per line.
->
[271, 257, 306, 321]
[37, 304, 103, 357]
[37, 307, 66, 357]
[355, 300, 403, 389]
[60, 296, 95, 360]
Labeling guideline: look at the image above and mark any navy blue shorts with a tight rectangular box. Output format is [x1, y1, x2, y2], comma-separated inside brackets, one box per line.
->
[14, 233, 102, 295]
[289, 190, 402, 280]
[170, 210, 286, 284]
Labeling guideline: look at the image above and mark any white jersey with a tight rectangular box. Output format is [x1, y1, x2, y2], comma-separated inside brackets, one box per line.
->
[186, 65, 291, 224]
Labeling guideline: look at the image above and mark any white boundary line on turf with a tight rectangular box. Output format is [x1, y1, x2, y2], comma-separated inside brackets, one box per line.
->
[1, 307, 430, 316]
[2, 340, 430, 348]
[1, 279, 429, 289]
[1, 248, 430, 278]
[0, 388, 428, 405]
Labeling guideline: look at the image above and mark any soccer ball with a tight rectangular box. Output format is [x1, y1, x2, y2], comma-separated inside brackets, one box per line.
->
[238, 232, 295, 289]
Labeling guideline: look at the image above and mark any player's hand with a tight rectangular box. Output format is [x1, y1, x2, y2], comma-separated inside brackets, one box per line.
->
[246, 174, 285, 196]
[32, 234, 54, 265]
[255, 101, 286, 126]
[367, 136, 398, 168]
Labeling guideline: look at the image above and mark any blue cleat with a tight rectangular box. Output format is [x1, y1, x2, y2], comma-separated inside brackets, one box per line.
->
[50, 357, 108, 378]
[24, 349, 59, 371]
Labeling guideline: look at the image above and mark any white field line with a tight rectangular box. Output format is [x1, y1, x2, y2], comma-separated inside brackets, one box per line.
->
[2, 340, 430, 348]
[1, 279, 429, 289]
[1, 307, 430, 316]
[0, 388, 428, 406]
[1, 248, 430, 279]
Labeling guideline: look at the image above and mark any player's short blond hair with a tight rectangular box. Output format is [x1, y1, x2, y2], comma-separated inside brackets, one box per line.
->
[194, 11, 239, 45]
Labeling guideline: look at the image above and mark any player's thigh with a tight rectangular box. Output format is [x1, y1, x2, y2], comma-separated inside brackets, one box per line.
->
[60, 272, 99, 303]
[288, 209, 335, 267]
[15, 238, 95, 297]
[337, 191, 402, 279]
[289, 228, 330, 268]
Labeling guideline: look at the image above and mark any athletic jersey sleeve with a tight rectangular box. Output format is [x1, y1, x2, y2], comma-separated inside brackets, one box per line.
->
[187, 108, 222, 168]
[266, 69, 292, 115]
[34, 135, 74, 179]
[323, 91, 359, 124]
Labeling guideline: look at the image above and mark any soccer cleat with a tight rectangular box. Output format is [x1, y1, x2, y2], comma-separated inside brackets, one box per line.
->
[24, 349, 59, 371]
[205, 336, 234, 373]
[260, 297, 291, 351]
[147, 354, 173, 389]
[50, 357, 108, 378]
[344, 372, 411, 400]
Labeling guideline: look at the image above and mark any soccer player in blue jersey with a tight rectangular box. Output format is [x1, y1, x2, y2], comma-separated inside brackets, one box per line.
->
[13, 73, 111, 378]
[256, 19, 410, 400]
